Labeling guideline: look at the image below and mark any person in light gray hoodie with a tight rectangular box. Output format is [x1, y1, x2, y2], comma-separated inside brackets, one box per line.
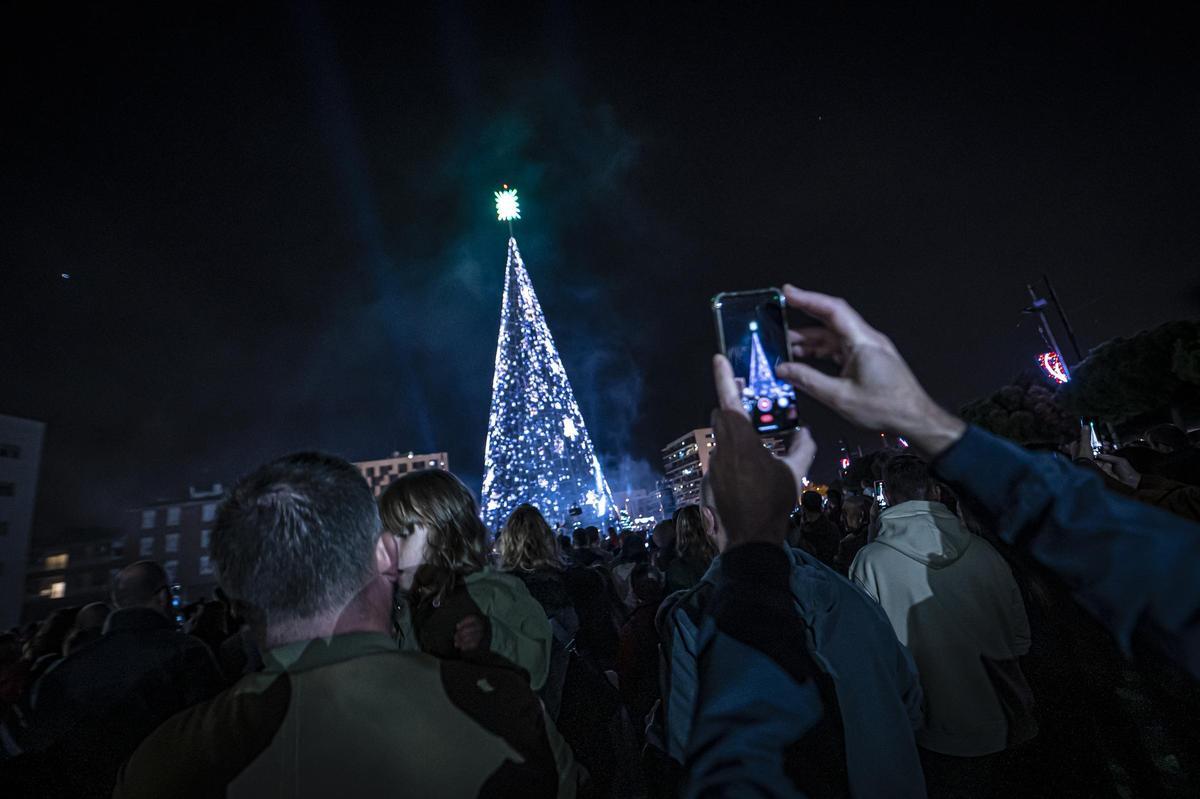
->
[850, 454, 1036, 798]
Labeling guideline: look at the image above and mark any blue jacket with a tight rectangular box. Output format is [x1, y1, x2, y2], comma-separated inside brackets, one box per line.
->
[667, 546, 925, 798]
[935, 425, 1200, 678]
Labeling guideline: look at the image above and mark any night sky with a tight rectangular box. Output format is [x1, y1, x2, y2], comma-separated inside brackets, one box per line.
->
[5, 2, 1199, 541]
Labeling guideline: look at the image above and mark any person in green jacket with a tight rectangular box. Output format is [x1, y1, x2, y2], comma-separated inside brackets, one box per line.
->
[381, 469, 553, 691]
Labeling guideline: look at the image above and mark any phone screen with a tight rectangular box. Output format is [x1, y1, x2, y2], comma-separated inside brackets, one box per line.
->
[874, 480, 888, 508]
[712, 289, 799, 434]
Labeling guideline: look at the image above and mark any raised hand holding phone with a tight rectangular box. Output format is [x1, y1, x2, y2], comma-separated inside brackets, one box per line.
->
[710, 354, 816, 547]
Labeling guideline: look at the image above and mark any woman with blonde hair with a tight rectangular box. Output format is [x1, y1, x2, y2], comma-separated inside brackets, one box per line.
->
[665, 504, 718, 594]
[380, 470, 552, 691]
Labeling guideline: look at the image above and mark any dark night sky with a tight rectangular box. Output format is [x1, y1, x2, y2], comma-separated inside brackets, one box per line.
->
[4, 2, 1199, 541]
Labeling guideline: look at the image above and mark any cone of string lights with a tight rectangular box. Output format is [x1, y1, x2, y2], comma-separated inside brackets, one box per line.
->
[479, 186, 617, 532]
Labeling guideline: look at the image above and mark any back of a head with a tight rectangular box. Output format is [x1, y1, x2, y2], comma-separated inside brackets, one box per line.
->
[883, 455, 932, 505]
[586, 526, 601, 546]
[75, 601, 111, 631]
[650, 519, 676, 550]
[112, 561, 170, 612]
[379, 468, 489, 583]
[620, 532, 647, 560]
[30, 607, 81, 660]
[1145, 423, 1190, 453]
[630, 562, 664, 605]
[213, 452, 380, 627]
[499, 504, 561, 572]
[571, 527, 589, 549]
[800, 491, 824, 514]
[1116, 445, 1166, 474]
[673, 505, 715, 562]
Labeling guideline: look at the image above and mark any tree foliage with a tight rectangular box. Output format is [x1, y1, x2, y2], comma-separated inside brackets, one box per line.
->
[960, 375, 1077, 446]
[1057, 320, 1200, 425]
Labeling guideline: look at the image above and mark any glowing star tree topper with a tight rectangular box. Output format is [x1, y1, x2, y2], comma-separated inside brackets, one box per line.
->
[494, 187, 521, 222]
[480, 196, 616, 532]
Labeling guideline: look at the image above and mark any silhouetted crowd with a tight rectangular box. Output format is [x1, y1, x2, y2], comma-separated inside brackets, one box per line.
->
[2, 288, 1199, 798]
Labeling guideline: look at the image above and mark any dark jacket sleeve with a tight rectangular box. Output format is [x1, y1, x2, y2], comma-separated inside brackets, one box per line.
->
[934, 425, 1200, 679]
[685, 544, 846, 799]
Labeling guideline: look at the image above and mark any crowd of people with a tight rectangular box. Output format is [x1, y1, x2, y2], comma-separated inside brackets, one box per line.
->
[1, 286, 1199, 797]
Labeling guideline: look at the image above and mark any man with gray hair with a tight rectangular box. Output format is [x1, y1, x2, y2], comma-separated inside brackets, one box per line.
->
[116, 452, 577, 797]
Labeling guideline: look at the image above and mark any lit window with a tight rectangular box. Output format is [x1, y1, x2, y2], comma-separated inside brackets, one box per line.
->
[200, 529, 211, 549]
[165, 533, 180, 553]
[44, 553, 69, 570]
[199, 555, 214, 576]
[140, 536, 155, 557]
[166, 507, 181, 527]
[428, 460, 437, 467]
[164, 560, 178, 582]
[141, 510, 156, 529]
[49, 581, 66, 599]
[201, 503, 217, 522]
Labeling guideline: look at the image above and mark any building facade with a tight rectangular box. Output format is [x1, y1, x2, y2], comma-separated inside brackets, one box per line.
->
[0, 415, 45, 629]
[354, 451, 449, 497]
[124, 484, 225, 605]
[23, 527, 125, 623]
[661, 427, 788, 511]
[661, 428, 717, 510]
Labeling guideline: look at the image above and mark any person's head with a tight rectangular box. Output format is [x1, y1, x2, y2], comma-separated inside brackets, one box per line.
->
[587, 526, 602, 547]
[619, 531, 647, 560]
[378, 469, 489, 599]
[630, 563, 664, 606]
[28, 607, 80, 661]
[112, 561, 171, 614]
[1115, 445, 1165, 474]
[571, 527, 590, 549]
[557, 533, 572, 551]
[841, 496, 868, 532]
[499, 504, 562, 572]
[214, 452, 391, 645]
[650, 519, 676, 551]
[673, 505, 717, 564]
[1144, 423, 1190, 454]
[882, 455, 933, 505]
[826, 488, 843, 513]
[74, 602, 110, 632]
[699, 474, 729, 553]
[800, 491, 824, 516]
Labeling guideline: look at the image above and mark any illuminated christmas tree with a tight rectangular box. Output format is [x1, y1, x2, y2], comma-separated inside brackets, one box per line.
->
[480, 188, 616, 532]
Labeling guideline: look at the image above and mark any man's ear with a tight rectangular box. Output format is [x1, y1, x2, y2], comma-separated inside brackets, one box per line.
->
[376, 532, 400, 580]
[700, 506, 718, 539]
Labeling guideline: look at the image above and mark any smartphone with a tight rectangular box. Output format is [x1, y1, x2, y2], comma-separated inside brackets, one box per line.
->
[712, 288, 800, 434]
[874, 480, 888, 508]
[1081, 419, 1102, 458]
[169, 583, 185, 627]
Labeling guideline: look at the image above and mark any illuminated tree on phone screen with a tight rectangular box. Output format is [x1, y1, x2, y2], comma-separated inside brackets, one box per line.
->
[480, 235, 616, 531]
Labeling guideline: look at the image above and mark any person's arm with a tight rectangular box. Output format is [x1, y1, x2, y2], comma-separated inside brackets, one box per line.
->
[934, 426, 1200, 674]
[685, 543, 844, 799]
[471, 578, 553, 691]
[773, 286, 1200, 680]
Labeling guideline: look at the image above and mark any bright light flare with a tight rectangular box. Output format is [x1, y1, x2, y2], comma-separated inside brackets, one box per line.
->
[1037, 351, 1070, 384]
[495, 188, 521, 222]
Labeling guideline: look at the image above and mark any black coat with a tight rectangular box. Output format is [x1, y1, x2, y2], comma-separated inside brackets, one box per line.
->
[0, 606, 222, 798]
